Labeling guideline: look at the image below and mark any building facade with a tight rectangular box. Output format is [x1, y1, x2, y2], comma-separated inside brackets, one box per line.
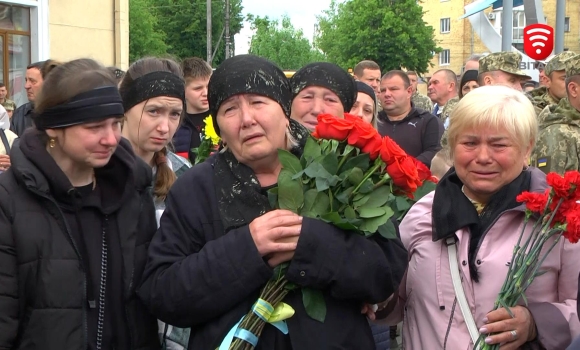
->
[0, 0, 128, 106]
[420, 0, 580, 79]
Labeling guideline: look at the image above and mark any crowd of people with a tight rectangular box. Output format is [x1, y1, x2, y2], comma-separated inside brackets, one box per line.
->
[0, 49, 579, 350]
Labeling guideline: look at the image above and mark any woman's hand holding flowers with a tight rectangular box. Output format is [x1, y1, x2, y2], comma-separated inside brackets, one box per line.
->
[479, 306, 537, 349]
[249, 210, 303, 267]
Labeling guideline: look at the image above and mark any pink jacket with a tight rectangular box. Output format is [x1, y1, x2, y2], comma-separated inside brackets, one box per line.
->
[384, 180, 580, 349]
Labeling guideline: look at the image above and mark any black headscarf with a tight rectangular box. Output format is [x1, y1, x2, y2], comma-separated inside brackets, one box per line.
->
[208, 55, 292, 136]
[290, 62, 357, 111]
[356, 81, 377, 104]
[459, 70, 479, 98]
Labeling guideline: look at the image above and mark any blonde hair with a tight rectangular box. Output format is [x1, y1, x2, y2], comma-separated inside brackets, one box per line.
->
[430, 147, 453, 180]
[447, 85, 537, 157]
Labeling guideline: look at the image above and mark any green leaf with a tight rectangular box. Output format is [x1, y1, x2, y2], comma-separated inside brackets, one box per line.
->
[378, 220, 398, 239]
[360, 186, 391, 209]
[303, 136, 322, 162]
[302, 287, 326, 323]
[303, 189, 330, 216]
[358, 179, 374, 194]
[342, 144, 356, 157]
[278, 149, 303, 175]
[360, 207, 395, 233]
[342, 153, 371, 173]
[278, 169, 304, 212]
[329, 139, 340, 154]
[321, 211, 342, 223]
[348, 167, 364, 186]
[316, 177, 330, 192]
[304, 162, 332, 180]
[353, 193, 371, 207]
[319, 153, 339, 175]
[345, 206, 357, 219]
[336, 186, 355, 204]
[396, 196, 412, 212]
[358, 207, 386, 218]
[413, 181, 436, 201]
[268, 187, 279, 209]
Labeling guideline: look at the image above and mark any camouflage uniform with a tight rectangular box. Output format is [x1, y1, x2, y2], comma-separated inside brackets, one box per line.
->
[411, 91, 432, 112]
[527, 51, 577, 117]
[532, 54, 580, 174]
[478, 52, 531, 80]
[440, 96, 459, 127]
[1, 99, 15, 112]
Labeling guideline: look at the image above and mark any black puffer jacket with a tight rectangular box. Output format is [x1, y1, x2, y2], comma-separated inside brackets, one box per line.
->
[0, 130, 160, 350]
[9, 102, 33, 136]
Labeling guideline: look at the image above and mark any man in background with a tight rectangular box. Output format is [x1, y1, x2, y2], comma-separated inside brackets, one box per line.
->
[10, 61, 45, 136]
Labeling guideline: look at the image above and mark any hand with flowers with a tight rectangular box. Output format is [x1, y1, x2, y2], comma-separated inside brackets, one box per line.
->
[480, 306, 537, 349]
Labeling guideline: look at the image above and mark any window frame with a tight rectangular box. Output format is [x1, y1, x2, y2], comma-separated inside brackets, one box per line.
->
[440, 17, 451, 34]
[439, 49, 450, 66]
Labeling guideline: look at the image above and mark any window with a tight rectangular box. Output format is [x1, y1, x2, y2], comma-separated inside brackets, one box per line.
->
[439, 49, 450, 65]
[512, 11, 525, 42]
[440, 18, 450, 33]
[565, 17, 570, 32]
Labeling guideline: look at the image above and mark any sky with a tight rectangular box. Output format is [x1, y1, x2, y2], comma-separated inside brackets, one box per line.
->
[234, 0, 332, 54]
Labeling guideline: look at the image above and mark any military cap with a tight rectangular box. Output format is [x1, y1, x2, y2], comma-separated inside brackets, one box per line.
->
[479, 52, 531, 79]
[545, 51, 577, 76]
[565, 54, 580, 78]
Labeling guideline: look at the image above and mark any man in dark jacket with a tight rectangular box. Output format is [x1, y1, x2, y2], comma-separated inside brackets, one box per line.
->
[10, 61, 45, 136]
[377, 70, 444, 167]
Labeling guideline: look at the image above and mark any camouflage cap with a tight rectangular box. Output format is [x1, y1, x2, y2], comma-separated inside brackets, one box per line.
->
[479, 52, 531, 79]
[565, 54, 580, 78]
[545, 51, 577, 76]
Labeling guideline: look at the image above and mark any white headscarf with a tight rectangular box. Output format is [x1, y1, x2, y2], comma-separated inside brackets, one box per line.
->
[0, 104, 9, 130]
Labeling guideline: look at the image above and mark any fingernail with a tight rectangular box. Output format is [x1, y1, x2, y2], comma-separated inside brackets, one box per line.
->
[485, 337, 492, 344]
[479, 327, 488, 333]
[483, 317, 489, 323]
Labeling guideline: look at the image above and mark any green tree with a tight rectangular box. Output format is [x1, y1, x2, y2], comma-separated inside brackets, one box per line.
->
[129, 0, 169, 63]
[149, 0, 244, 66]
[248, 15, 326, 70]
[316, 0, 440, 74]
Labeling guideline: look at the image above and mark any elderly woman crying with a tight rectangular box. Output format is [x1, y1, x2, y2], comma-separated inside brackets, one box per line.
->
[137, 55, 402, 349]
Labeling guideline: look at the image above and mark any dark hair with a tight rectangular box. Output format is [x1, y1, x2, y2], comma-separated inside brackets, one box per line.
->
[119, 57, 184, 202]
[35, 59, 116, 115]
[181, 57, 212, 82]
[406, 71, 418, 77]
[40, 59, 62, 79]
[0, 82, 5, 88]
[27, 61, 46, 71]
[354, 60, 380, 77]
[381, 70, 411, 88]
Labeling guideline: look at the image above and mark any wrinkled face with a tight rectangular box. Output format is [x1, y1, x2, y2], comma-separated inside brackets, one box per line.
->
[453, 126, 529, 203]
[185, 76, 210, 113]
[46, 117, 123, 169]
[290, 86, 344, 131]
[485, 71, 525, 91]
[218, 94, 289, 168]
[123, 96, 183, 159]
[379, 75, 412, 114]
[350, 92, 375, 124]
[461, 81, 479, 97]
[25, 68, 43, 102]
[0, 87, 7, 99]
[357, 69, 381, 93]
[546, 70, 567, 100]
[407, 74, 419, 93]
[427, 71, 454, 105]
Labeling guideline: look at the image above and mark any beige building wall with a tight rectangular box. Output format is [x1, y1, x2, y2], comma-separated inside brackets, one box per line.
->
[420, 0, 580, 79]
[48, 0, 129, 69]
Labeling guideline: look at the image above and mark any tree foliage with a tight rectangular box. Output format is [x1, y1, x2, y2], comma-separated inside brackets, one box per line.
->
[316, 0, 440, 74]
[248, 15, 326, 70]
[130, 0, 244, 66]
[129, 0, 169, 63]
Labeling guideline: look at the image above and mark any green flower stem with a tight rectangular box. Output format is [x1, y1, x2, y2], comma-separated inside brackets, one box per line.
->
[352, 162, 382, 195]
[336, 151, 352, 173]
[372, 173, 391, 190]
[522, 232, 562, 291]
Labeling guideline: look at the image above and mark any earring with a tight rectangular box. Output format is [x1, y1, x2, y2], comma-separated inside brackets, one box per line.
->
[49, 138, 56, 148]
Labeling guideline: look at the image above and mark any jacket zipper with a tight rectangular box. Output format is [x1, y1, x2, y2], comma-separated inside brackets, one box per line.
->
[96, 215, 109, 350]
[28, 188, 90, 350]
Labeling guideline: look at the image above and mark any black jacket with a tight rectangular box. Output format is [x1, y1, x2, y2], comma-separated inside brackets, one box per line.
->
[138, 156, 408, 350]
[9, 102, 34, 136]
[377, 104, 444, 167]
[0, 130, 160, 350]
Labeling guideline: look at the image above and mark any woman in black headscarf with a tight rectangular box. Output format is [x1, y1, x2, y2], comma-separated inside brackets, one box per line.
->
[138, 55, 397, 349]
[289, 62, 357, 131]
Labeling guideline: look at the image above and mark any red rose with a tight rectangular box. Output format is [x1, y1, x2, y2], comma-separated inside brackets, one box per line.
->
[564, 171, 580, 200]
[380, 136, 407, 165]
[411, 157, 432, 181]
[360, 133, 383, 160]
[564, 208, 580, 243]
[516, 190, 548, 213]
[347, 117, 381, 149]
[387, 156, 421, 192]
[312, 114, 354, 141]
[547, 172, 572, 200]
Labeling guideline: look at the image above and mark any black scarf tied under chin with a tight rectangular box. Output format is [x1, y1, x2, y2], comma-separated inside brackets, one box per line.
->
[432, 167, 531, 282]
[213, 119, 310, 233]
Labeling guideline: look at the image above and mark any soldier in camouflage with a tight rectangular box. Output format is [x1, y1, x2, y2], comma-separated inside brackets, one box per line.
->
[406, 71, 433, 112]
[532, 54, 580, 174]
[527, 51, 577, 117]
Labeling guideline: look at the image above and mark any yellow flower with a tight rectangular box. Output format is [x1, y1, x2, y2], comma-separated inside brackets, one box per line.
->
[203, 116, 220, 146]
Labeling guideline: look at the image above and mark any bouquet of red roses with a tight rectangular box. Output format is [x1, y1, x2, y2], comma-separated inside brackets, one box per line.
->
[477, 171, 580, 349]
[224, 113, 436, 350]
